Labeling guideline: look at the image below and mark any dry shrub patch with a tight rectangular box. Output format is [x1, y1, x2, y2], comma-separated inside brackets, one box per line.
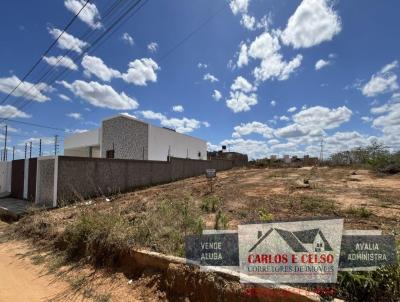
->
[344, 206, 373, 218]
[60, 210, 135, 264]
[11, 207, 57, 242]
[361, 188, 399, 205]
[132, 197, 204, 256]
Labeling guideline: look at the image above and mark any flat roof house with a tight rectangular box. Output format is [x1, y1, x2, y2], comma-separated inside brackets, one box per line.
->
[64, 114, 207, 161]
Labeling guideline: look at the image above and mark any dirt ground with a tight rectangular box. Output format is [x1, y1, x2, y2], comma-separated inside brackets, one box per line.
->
[16, 166, 400, 247]
[2, 166, 399, 301]
[0, 222, 166, 302]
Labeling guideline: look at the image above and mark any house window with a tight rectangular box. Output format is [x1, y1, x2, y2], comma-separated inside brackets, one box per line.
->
[106, 150, 115, 159]
[315, 242, 323, 252]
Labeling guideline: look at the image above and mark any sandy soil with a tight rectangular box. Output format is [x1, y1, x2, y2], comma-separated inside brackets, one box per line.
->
[0, 240, 86, 302]
[0, 220, 166, 302]
[16, 166, 400, 238]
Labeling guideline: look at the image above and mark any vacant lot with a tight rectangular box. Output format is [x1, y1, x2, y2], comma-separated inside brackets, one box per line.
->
[11, 166, 400, 256]
[3, 166, 400, 302]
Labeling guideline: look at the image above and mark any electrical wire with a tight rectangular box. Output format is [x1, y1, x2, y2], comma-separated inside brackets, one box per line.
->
[0, 0, 91, 106]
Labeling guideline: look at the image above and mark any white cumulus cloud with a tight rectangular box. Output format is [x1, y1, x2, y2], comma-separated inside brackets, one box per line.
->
[240, 14, 255, 30]
[231, 76, 256, 93]
[315, 59, 331, 70]
[232, 121, 274, 138]
[122, 32, 134, 46]
[81, 55, 121, 82]
[0, 75, 50, 102]
[281, 0, 342, 49]
[237, 43, 249, 68]
[0, 105, 31, 119]
[229, 0, 249, 15]
[362, 60, 399, 97]
[58, 80, 138, 110]
[43, 55, 78, 70]
[226, 91, 258, 113]
[67, 112, 82, 120]
[48, 27, 89, 53]
[140, 110, 203, 133]
[147, 42, 158, 53]
[203, 73, 219, 83]
[64, 0, 102, 29]
[59, 94, 71, 101]
[122, 58, 160, 86]
[243, 32, 303, 82]
[293, 105, 352, 130]
[212, 90, 222, 101]
[172, 105, 184, 112]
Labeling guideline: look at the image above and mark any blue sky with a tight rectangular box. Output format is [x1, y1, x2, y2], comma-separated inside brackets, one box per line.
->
[0, 0, 399, 159]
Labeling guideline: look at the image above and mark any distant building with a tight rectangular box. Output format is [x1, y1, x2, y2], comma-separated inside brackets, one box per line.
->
[207, 151, 248, 166]
[64, 114, 207, 161]
[283, 155, 291, 164]
[270, 155, 277, 161]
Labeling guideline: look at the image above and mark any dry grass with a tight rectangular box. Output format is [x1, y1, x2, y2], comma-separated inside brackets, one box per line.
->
[8, 166, 400, 257]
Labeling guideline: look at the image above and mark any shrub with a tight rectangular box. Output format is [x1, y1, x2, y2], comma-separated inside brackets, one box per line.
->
[258, 208, 274, 222]
[133, 197, 203, 256]
[201, 195, 220, 213]
[12, 207, 57, 241]
[214, 210, 228, 230]
[60, 210, 134, 264]
[344, 207, 373, 218]
[337, 263, 400, 302]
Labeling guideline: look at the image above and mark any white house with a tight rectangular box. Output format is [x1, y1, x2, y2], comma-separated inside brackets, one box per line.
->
[64, 114, 207, 161]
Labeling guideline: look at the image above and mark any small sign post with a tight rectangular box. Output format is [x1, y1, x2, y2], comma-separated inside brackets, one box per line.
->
[205, 169, 216, 193]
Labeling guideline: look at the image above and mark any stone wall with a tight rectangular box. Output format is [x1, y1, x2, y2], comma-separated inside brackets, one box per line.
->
[102, 116, 149, 160]
[35, 158, 55, 207]
[0, 161, 12, 194]
[56, 156, 232, 204]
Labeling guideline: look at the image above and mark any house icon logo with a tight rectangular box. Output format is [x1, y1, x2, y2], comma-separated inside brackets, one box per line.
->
[249, 228, 333, 253]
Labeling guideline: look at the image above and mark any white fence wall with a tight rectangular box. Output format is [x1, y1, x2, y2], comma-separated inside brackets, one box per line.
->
[0, 161, 12, 193]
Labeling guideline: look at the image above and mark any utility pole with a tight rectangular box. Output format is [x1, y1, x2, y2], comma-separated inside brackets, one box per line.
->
[319, 137, 324, 163]
[12, 146, 15, 160]
[29, 141, 32, 158]
[39, 139, 42, 157]
[3, 125, 7, 161]
[54, 135, 59, 155]
[24, 143, 27, 159]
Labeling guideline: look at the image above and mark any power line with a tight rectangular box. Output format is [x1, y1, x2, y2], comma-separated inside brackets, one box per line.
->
[0, 0, 148, 124]
[69, 0, 228, 130]
[7, 0, 130, 111]
[158, 1, 229, 63]
[3, 125, 7, 161]
[0, 0, 91, 106]
[5, 119, 65, 131]
[54, 135, 59, 155]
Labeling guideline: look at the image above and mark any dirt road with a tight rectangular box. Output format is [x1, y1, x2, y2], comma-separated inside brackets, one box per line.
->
[0, 220, 166, 302]
[0, 240, 89, 302]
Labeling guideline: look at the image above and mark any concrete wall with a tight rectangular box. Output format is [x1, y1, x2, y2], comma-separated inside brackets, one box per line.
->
[56, 156, 232, 204]
[64, 147, 91, 157]
[64, 146, 101, 158]
[64, 129, 100, 149]
[102, 116, 149, 160]
[23, 159, 29, 199]
[35, 157, 56, 208]
[0, 161, 12, 193]
[148, 125, 207, 161]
